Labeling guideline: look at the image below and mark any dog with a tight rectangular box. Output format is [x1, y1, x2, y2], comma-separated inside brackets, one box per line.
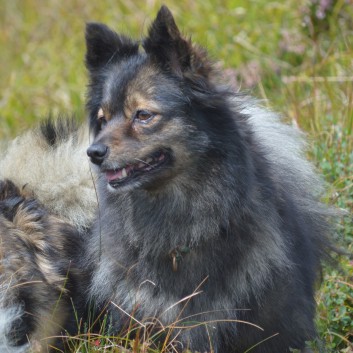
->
[0, 118, 94, 352]
[84, 6, 333, 353]
[0, 179, 83, 352]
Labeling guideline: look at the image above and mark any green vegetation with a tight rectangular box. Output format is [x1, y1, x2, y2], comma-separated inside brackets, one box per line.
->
[1, 0, 352, 351]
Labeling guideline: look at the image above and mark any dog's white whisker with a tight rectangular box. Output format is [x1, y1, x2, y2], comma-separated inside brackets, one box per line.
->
[134, 158, 152, 167]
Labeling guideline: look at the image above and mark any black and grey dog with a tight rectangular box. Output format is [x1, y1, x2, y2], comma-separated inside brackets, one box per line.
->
[0, 6, 333, 353]
[84, 6, 332, 353]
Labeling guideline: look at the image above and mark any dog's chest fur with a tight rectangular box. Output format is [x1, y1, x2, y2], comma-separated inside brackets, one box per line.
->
[87, 182, 290, 328]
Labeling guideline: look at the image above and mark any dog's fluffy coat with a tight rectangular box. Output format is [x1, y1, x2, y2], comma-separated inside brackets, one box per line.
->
[0, 6, 333, 353]
[0, 119, 96, 232]
[0, 180, 82, 352]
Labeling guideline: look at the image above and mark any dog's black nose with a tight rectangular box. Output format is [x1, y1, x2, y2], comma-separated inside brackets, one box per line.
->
[87, 143, 108, 165]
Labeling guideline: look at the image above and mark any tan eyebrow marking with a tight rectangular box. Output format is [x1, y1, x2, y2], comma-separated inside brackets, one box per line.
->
[97, 107, 112, 122]
[97, 108, 104, 119]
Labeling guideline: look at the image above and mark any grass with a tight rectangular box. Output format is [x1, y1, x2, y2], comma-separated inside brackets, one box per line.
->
[1, 0, 352, 352]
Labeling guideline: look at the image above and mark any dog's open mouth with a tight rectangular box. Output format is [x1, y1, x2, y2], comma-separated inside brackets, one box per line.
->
[105, 149, 171, 188]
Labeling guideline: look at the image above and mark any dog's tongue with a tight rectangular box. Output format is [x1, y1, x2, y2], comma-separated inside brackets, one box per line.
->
[106, 165, 134, 182]
[106, 169, 123, 182]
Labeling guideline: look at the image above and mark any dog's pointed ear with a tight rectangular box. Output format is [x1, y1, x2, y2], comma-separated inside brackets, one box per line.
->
[143, 6, 212, 78]
[85, 22, 139, 71]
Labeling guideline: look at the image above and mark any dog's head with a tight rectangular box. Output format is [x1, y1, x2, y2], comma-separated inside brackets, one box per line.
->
[86, 6, 236, 193]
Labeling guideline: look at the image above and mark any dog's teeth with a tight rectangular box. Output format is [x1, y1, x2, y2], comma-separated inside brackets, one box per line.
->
[122, 168, 127, 178]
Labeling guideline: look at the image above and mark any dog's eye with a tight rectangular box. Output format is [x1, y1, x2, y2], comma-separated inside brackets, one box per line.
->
[134, 110, 156, 123]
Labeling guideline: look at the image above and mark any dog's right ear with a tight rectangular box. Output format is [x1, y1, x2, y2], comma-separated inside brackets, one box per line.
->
[143, 6, 213, 80]
[85, 23, 139, 71]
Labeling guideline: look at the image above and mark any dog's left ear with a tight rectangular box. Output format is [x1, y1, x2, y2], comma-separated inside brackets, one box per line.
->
[85, 22, 139, 71]
[143, 6, 212, 78]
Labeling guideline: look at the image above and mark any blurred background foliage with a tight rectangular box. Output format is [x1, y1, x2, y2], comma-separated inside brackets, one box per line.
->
[0, 0, 352, 351]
